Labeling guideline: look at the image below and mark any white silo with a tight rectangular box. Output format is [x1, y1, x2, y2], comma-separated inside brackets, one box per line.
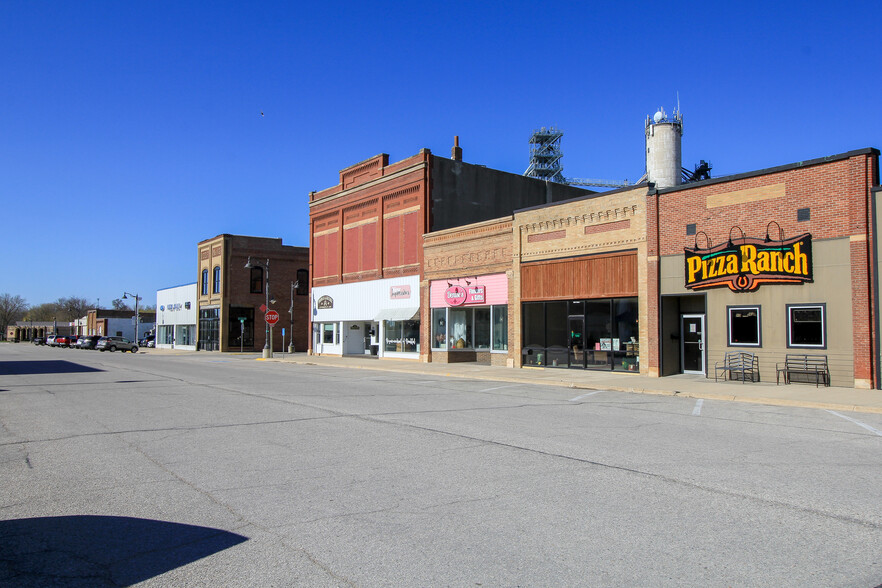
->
[645, 107, 683, 188]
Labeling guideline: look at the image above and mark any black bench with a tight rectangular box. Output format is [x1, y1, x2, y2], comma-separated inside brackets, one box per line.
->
[776, 354, 830, 387]
[714, 351, 760, 383]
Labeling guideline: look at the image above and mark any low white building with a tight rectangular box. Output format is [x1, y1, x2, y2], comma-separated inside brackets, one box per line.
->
[156, 283, 197, 350]
[311, 275, 420, 359]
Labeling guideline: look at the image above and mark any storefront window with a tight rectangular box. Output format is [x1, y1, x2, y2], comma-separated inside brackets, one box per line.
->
[474, 308, 491, 349]
[159, 325, 174, 345]
[728, 306, 761, 347]
[385, 320, 420, 353]
[492, 305, 508, 350]
[228, 306, 254, 349]
[178, 325, 194, 346]
[788, 304, 825, 348]
[522, 298, 639, 371]
[449, 309, 470, 349]
[323, 323, 335, 344]
[198, 308, 219, 351]
[432, 308, 447, 349]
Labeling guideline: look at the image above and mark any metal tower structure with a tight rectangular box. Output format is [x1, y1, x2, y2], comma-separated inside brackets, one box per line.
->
[524, 126, 630, 188]
[524, 127, 566, 183]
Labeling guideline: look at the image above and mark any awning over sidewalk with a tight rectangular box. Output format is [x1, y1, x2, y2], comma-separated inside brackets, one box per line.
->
[373, 307, 420, 321]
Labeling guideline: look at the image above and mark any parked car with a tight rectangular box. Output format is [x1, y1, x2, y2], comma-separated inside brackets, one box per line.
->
[139, 334, 155, 347]
[96, 336, 139, 353]
[76, 336, 100, 350]
[46, 335, 59, 347]
[55, 335, 75, 348]
[32, 337, 45, 345]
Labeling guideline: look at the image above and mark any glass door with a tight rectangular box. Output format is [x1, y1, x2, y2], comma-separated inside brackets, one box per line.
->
[568, 316, 585, 369]
[681, 314, 706, 374]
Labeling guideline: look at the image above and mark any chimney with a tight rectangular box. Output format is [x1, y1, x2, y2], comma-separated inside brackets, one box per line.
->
[451, 135, 462, 161]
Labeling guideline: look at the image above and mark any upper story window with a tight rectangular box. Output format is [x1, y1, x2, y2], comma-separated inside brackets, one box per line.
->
[250, 267, 263, 294]
[296, 269, 309, 295]
[201, 269, 209, 296]
[212, 266, 221, 294]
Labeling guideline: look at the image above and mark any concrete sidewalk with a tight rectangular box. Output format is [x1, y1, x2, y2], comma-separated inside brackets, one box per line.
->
[245, 351, 882, 415]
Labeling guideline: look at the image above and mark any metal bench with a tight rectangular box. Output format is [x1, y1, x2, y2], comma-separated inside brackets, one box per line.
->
[714, 351, 759, 383]
[776, 354, 830, 387]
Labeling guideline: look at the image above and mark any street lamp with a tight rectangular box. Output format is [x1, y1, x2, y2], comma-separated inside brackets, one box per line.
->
[288, 280, 299, 353]
[122, 292, 140, 345]
[244, 257, 273, 358]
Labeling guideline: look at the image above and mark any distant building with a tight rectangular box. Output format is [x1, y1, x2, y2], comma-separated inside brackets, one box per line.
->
[156, 283, 197, 350]
[86, 308, 156, 341]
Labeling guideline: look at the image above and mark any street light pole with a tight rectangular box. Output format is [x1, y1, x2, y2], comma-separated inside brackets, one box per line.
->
[289, 280, 297, 353]
[122, 292, 140, 345]
[245, 257, 272, 358]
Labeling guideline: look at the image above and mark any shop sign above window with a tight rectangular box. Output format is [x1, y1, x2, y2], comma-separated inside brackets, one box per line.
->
[684, 223, 813, 292]
[445, 284, 486, 306]
[317, 295, 334, 309]
[390, 285, 411, 300]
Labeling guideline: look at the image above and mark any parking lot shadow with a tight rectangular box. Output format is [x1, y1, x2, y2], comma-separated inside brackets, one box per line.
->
[0, 360, 104, 375]
[0, 515, 248, 586]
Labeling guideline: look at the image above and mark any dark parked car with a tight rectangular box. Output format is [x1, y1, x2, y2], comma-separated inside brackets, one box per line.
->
[139, 334, 155, 347]
[96, 336, 138, 353]
[32, 337, 45, 345]
[76, 336, 100, 350]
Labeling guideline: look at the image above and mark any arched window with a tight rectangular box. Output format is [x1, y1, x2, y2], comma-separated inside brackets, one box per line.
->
[213, 266, 221, 294]
[201, 269, 209, 295]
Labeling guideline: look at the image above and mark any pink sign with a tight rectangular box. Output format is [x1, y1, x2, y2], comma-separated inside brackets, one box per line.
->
[466, 286, 485, 304]
[445, 285, 467, 306]
[390, 285, 411, 300]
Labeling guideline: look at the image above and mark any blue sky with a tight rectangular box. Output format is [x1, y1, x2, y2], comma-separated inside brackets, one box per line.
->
[2, 1, 880, 307]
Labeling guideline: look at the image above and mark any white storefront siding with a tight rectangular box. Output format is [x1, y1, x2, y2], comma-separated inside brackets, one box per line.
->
[156, 283, 197, 350]
[312, 275, 420, 358]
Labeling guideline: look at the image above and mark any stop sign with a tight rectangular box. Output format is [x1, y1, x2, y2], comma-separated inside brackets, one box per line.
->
[265, 310, 280, 325]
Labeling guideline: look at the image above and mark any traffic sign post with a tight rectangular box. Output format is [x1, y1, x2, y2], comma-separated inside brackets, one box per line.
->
[239, 317, 245, 353]
[265, 311, 279, 358]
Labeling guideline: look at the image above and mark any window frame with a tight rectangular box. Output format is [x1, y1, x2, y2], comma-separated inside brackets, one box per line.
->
[212, 266, 221, 294]
[250, 267, 263, 294]
[727, 305, 762, 347]
[201, 269, 209, 296]
[786, 303, 826, 349]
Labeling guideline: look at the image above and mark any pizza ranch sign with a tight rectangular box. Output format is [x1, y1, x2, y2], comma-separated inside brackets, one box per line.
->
[684, 233, 813, 292]
[445, 285, 486, 306]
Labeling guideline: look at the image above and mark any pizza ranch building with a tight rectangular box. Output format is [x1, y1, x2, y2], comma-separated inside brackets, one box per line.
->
[649, 148, 880, 388]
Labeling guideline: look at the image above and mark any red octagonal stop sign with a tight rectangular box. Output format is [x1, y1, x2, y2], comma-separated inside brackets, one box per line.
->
[265, 310, 280, 325]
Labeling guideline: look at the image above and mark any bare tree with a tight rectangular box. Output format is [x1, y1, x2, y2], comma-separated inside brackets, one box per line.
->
[56, 297, 91, 320]
[24, 302, 59, 322]
[0, 293, 28, 339]
[111, 298, 130, 311]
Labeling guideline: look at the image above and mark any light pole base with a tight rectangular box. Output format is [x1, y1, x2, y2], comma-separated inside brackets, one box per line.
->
[262, 348, 272, 359]
[288, 344, 294, 354]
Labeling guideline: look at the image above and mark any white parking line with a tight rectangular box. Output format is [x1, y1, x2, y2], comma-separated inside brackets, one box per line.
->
[569, 391, 601, 402]
[826, 410, 882, 436]
[479, 384, 521, 392]
[692, 399, 704, 416]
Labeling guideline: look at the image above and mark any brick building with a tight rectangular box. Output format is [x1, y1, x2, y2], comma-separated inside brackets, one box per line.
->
[308, 140, 593, 360]
[650, 148, 880, 388]
[197, 234, 309, 353]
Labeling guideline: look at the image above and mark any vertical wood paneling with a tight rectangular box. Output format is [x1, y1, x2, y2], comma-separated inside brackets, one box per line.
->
[521, 252, 637, 300]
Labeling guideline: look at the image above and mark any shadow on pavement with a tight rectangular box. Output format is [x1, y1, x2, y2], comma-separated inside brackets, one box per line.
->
[0, 361, 104, 375]
[0, 515, 248, 587]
